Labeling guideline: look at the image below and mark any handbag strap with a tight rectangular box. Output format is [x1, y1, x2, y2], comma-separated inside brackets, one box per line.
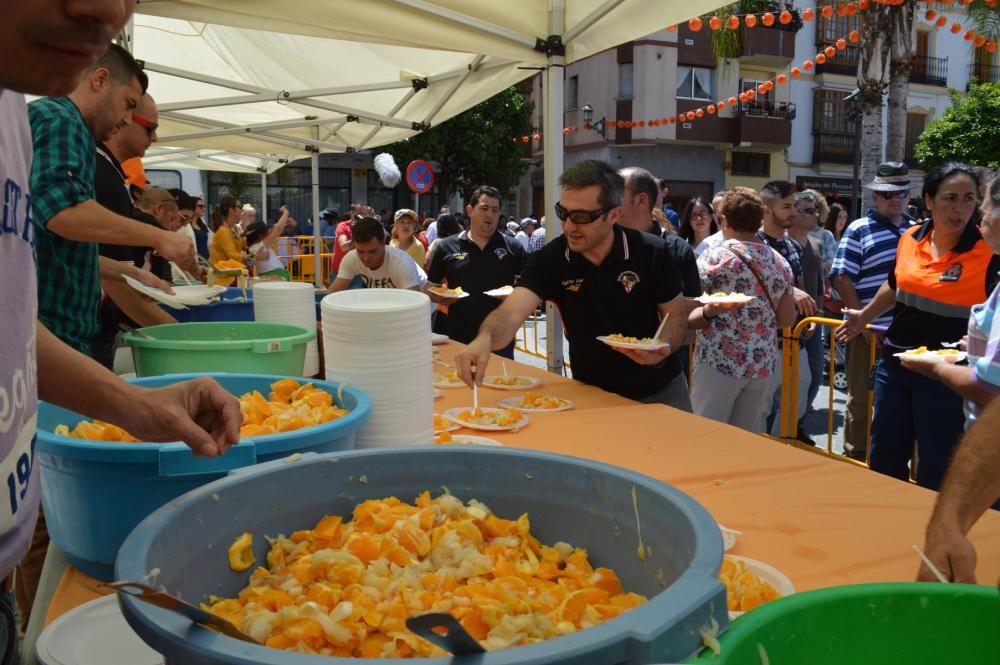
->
[724, 244, 778, 315]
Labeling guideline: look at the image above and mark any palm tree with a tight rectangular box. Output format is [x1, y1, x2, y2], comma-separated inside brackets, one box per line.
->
[856, 5, 893, 182]
[885, 2, 916, 165]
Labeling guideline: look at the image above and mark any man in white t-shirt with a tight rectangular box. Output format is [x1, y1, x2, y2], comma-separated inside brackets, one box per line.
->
[327, 217, 426, 292]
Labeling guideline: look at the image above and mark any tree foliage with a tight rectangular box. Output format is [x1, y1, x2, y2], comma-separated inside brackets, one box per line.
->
[386, 86, 535, 202]
[915, 82, 1000, 173]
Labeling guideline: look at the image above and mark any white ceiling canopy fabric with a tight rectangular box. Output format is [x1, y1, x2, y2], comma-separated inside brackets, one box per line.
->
[134, 0, 732, 170]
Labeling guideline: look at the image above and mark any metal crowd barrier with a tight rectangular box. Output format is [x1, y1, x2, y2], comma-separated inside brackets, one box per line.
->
[773, 316, 907, 477]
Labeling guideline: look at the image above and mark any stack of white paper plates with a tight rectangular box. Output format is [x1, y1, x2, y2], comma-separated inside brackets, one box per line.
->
[321, 289, 434, 447]
[254, 282, 320, 376]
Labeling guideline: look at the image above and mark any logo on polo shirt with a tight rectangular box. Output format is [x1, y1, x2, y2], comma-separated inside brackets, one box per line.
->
[617, 270, 640, 294]
[494, 248, 508, 260]
[449, 253, 468, 262]
[562, 278, 584, 293]
[940, 262, 963, 282]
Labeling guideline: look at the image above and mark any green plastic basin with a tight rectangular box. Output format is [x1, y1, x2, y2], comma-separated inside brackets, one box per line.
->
[685, 582, 1000, 664]
[123, 322, 315, 377]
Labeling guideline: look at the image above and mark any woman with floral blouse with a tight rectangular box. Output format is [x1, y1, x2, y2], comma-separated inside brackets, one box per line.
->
[689, 187, 798, 431]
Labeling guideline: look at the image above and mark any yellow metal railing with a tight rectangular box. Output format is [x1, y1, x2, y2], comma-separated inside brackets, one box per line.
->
[774, 316, 894, 474]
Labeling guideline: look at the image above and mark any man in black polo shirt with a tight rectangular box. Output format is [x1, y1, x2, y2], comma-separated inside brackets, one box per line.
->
[455, 160, 690, 409]
[427, 185, 526, 358]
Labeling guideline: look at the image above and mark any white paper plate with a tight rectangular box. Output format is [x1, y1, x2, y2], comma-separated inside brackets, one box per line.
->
[433, 374, 466, 389]
[695, 293, 756, 305]
[36, 594, 164, 665]
[433, 421, 462, 434]
[482, 375, 542, 390]
[596, 335, 668, 351]
[484, 286, 514, 298]
[443, 407, 529, 431]
[498, 395, 574, 413]
[725, 555, 795, 619]
[123, 275, 187, 309]
[427, 286, 469, 299]
[439, 434, 503, 446]
[893, 350, 967, 364]
[433, 389, 444, 399]
[430, 333, 450, 345]
[171, 284, 228, 305]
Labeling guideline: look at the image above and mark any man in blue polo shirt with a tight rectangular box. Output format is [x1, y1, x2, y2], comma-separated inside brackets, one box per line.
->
[454, 160, 690, 409]
[830, 162, 915, 460]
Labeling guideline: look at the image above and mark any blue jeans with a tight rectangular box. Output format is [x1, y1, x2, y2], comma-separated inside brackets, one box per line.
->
[869, 356, 966, 490]
[0, 586, 16, 665]
[803, 328, 824, 412]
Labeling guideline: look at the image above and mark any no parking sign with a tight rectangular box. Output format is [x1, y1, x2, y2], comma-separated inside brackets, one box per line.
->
[405, 160, 435, 194]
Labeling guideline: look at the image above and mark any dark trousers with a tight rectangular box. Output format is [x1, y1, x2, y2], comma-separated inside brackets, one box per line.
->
[869, 356, 966, 491]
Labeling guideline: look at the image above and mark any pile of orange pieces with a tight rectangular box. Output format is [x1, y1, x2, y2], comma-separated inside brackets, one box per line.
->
[238, 378, 349, 438]
[215, 259, 246, 270]
[720, 555, 780, 612]
[53, 420, 139, 442]
[205, 492, 646, 657]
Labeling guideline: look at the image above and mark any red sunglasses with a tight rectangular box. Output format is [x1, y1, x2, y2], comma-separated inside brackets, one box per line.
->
[131, 113, 158, 136]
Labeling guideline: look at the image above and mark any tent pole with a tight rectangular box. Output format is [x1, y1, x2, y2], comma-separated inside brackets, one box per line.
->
[544, 0, 566, 375]
[261, 168, 268, 221]
[312, 129, 323, 288]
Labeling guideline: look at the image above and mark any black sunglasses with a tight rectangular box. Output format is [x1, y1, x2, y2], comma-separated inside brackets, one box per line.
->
[876, 190, 909, 200]
[554, 201, 612, 225]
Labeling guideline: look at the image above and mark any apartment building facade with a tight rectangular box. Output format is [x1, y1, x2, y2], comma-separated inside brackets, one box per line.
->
[788, 4, 990, 212]
[515, 3, 996, 220]
[514, 18, 800, 219]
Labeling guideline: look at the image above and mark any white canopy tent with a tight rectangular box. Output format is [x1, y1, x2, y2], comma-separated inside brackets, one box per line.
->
[132, 0, 731, 370]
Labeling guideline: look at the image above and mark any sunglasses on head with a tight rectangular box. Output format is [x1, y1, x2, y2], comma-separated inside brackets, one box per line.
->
[554, 201, 612, 225]
[131, 113, 158, 137]
[877, 190, 909, 200]
[797, 207, 818, 215]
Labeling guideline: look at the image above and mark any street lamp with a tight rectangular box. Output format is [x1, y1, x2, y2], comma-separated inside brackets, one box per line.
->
[844, 88, 863, 220]
[582, 104, 606, 140]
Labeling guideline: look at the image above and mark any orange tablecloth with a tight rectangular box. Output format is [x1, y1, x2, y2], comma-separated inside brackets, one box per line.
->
[43, 344, 1000, 625]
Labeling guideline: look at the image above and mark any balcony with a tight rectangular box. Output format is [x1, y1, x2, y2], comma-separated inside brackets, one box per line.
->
[734, 101, 794, 146]
[910, 55, 948, 87]
[969, 63, 1000, 86]
[814, 46, 858, 76]
[674, 99, 734, 144]
[813, 132, 856, 164]
[738, 25, 796, 63]
[677, 24, 717, 68]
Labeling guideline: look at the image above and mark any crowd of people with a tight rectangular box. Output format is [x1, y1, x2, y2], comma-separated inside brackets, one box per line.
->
[0, 2, 999, 662]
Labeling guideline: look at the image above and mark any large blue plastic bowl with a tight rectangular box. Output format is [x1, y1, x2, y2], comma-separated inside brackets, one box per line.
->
[162, 287, 255, 323]
[37, 373, 371, 580]
[116, 447, 727, 665]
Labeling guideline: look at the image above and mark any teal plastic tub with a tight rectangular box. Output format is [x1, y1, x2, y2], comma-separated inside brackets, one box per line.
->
[685, 582, 1000, 664]
[116, 448, 727, 665]
[123, 322, 315, 377]
[36, 373, 370, 580]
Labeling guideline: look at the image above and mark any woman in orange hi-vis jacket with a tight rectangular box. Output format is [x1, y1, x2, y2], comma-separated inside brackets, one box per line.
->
[209, 195, 247, 286]
[838, 163, 1000, 490]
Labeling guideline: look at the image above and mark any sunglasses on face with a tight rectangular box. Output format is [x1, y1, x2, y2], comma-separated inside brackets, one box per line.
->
[554, 201, 611, 225]
[877, 190, 909, 200]
[691, 210, 711, 219]
[131, 113, 158, 137]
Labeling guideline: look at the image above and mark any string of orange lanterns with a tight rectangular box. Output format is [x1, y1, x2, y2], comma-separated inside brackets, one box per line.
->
[512, 0, 999, 144]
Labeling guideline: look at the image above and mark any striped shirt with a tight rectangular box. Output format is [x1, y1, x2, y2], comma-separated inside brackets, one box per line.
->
[967, 275, 1000, 424]
[829, 209, 913, 327]
[29, 97, 100, 355]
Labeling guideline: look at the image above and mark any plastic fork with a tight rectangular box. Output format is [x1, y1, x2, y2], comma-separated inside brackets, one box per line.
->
[406, 612, 484, 655]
